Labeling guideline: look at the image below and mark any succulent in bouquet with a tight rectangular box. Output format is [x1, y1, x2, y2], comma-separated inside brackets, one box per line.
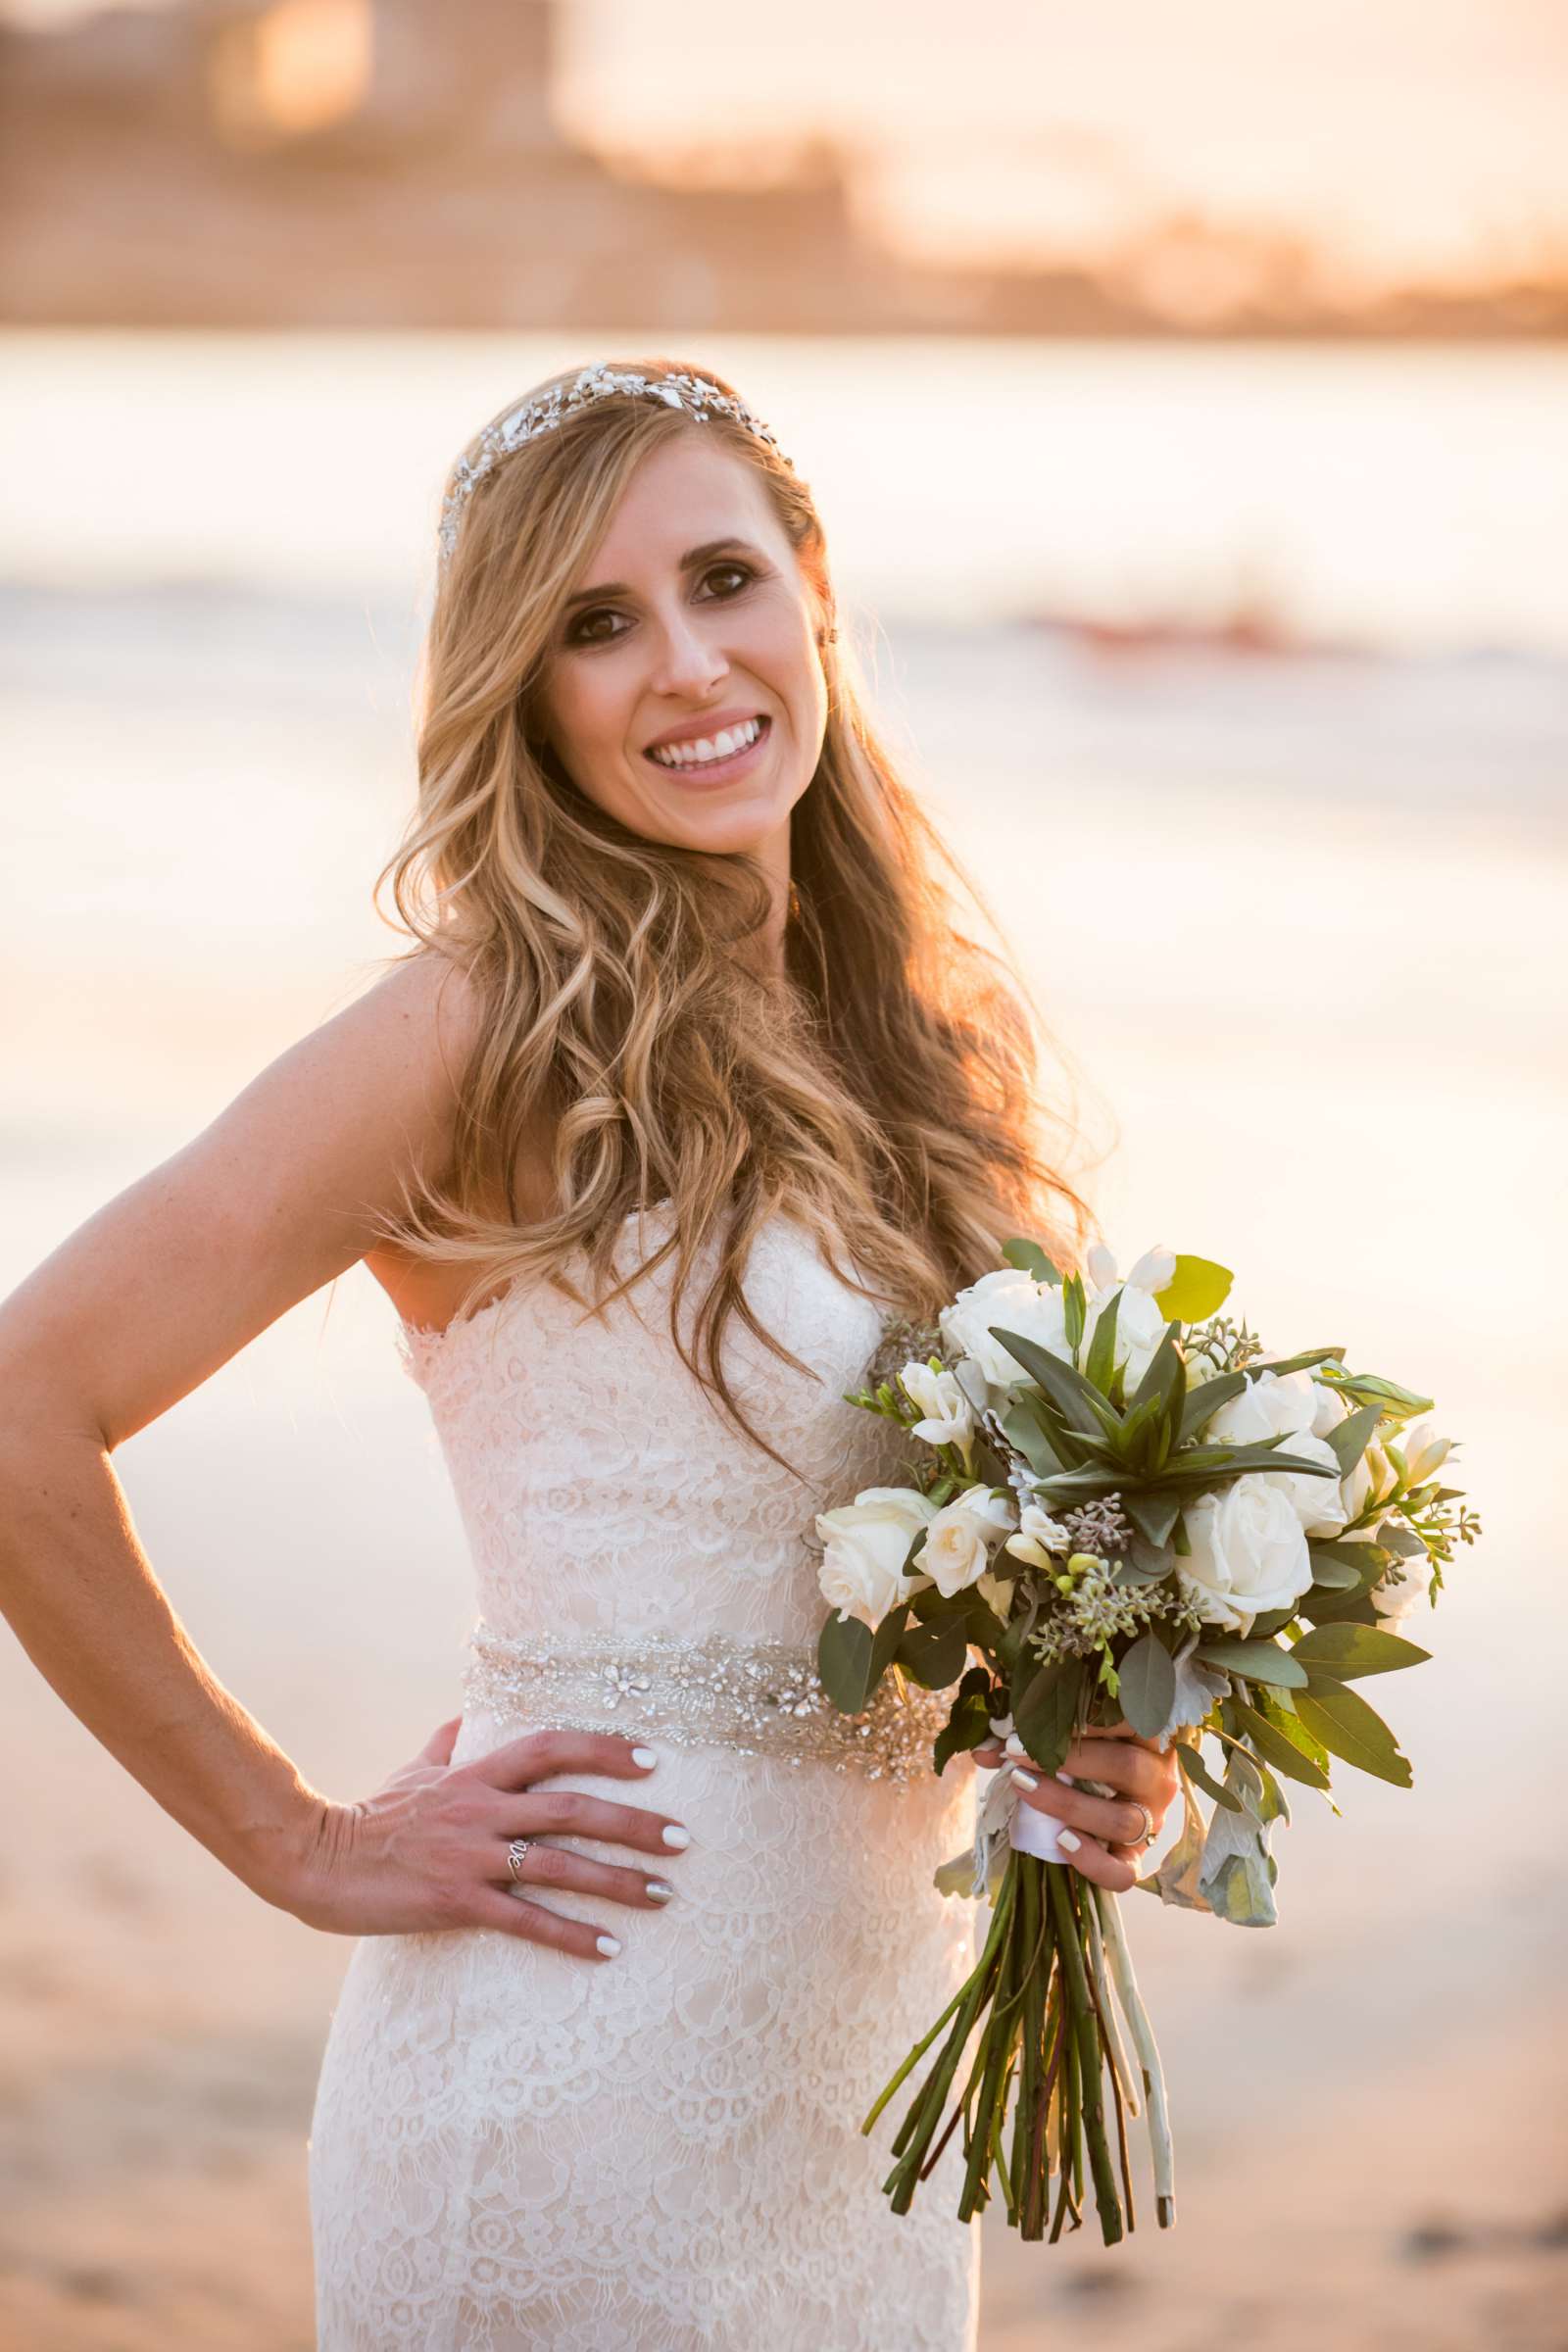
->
[811, 1239, 1481, 2245]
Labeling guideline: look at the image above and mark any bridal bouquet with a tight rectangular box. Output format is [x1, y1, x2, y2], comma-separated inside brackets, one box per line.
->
[811, 1239, 1480, 2245]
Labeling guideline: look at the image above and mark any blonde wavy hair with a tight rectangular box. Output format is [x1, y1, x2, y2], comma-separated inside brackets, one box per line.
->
[368, 355, 1108, 1478]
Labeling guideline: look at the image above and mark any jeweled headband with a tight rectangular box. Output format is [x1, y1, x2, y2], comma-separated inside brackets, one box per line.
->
[437, 362, 797, 572]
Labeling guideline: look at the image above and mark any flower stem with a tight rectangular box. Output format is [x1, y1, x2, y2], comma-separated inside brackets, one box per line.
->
[1092, 1880, 1177, 2229]
[1047, 1863, 1125, 2246]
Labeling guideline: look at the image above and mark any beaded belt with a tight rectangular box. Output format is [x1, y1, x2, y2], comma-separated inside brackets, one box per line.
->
[461, 1621, 953, 1787]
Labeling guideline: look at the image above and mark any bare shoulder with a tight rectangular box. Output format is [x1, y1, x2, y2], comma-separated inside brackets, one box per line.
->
[0, 947, 488, 1450]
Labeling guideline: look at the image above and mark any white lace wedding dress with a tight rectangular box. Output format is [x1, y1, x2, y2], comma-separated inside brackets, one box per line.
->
[307, 1201, 982, 2349]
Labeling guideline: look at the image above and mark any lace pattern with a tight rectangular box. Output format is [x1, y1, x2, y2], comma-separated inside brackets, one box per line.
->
[307, 1204, 982, 2349]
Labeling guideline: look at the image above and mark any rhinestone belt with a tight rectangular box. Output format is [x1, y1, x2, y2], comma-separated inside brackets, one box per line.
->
[461, 1621, 954, 1786]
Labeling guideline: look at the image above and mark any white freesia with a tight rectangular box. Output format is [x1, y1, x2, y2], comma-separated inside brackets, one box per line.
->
[1004, 1501, 1074, 1572]
[974, 1567, 1015, 1623]
[1175, 1475, 1316, 1636]
[921, 1483, 1018, 1599]
[1341, 1440, 1396, 1530]
[814, 1486, 937, 1628]
[1307, 1376, 1349, 1437]
[898, 1359, 976, 1455]
[1202, 1367, 1348, 1538]
[1085, 1241, 1177, 1298]
[939, 1267, 1069, 1393]
[1398, 1420, 1452, 1486]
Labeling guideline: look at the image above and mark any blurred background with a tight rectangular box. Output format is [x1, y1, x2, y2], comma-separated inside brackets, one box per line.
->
[1, 2, 1564, 2345]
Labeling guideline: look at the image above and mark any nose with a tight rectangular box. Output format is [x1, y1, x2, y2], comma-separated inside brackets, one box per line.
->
[645, 601, 728, 698]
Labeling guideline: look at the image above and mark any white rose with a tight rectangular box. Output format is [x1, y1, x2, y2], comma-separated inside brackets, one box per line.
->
[1369, 1552, 1435, 1627]
[815, 1486, 937, 1627]
[939, 1268, 1069, 1392]
[1004, 1501, 1073, 1572]
[921, 1483, 1018, 1599]
[898, 1359, 976, 1454]
[1175, 1476, 1316, 1636]
[1202, 1368, 1348, 1538]
[1307, 1376, 1349, 1438]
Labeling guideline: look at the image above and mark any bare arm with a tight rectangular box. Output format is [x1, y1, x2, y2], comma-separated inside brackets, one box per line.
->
[0, 949, 483, 1911]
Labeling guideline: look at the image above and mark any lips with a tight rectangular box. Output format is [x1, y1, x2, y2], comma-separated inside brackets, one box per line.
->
[642, 712, 771, 784]
[642, 709, 766, 758]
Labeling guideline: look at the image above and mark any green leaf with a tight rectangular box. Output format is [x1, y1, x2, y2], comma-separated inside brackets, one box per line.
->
[1061, 1271, 1087, 1357]
[1126, 1318, 1184, 1411]
[1229, 1698, 1331, 1788]
[1334, 1372, 1434, 1417]
[934, 1679, 995, 1775]
[1178, 1369, 1249, 1445]
[1118, 1630, 1177, 1739]
[1000, 1397, 1065, 1478]
[1246, 1348, 1347, 1380]
[1325, 1401, 1383, 1478]
[987, 1324, 1124, 1444]
[1153, 1253, 1234, 1323]
[1001, 1237, 1062, 1285]
[1121, 1487, 1183, 1547]
[1013, 1657, 1082, 1774]
[897, 1613, 970, 1690]
[1082, 1283, 1122, 1399]
[1195, 1638, 1309, 1689]
[817, 1610, 875, 1713]
[1299, 1553, 1363, 1592]
[1296, 1587, 1381, 1628]
[1176, 1740, 1244, 1812]
[867, 1600, 911, 1687]
[1289, 1624, 1432, 1681]
[1292, 1684, 1412, 1787]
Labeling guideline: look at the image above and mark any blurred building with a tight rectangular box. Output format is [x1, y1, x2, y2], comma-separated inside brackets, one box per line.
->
[0, 0, 1560, 334]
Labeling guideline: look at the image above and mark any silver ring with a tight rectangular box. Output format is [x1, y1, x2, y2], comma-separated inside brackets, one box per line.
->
[506, 1837, 533, 1881]
[1126, 1801, 1155, 1848]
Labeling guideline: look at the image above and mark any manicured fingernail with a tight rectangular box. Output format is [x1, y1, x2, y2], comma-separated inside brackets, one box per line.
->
[1010, 1768, 1039, 1791]
[645, 1880, 676, 1902]
[1055, 1770, 1075, 1786]
[596, 1934, 621, 1957]
[1004, 1733, 1027, 1757]
[662, 1824, 691, 1848]
[631, 1746, 658, 1768]
[1057, 1830, 1082, 1852]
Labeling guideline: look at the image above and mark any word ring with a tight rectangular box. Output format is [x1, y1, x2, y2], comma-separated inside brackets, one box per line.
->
[506, 1837, 534, 1881]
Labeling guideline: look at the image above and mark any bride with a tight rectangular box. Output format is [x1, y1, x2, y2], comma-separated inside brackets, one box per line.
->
[0, 359, 1177, 2347]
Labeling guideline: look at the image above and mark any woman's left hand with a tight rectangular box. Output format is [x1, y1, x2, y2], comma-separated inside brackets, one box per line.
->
[969, 1717, 1181, 1894]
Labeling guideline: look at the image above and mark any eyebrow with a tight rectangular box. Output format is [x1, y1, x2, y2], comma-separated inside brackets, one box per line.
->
[561, 537, 764, 611]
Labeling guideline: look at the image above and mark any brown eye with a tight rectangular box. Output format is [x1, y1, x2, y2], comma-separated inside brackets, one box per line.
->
[564, 563, 758, 649]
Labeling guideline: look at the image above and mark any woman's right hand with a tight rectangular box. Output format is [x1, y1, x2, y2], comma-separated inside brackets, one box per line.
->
[286, 1716, 690, 1961]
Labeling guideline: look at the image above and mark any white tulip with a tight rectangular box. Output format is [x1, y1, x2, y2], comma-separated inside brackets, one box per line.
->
[897, 1359, 976, 1454]
[1174, 1476, 1317, 1636]
[921, 1483, 1018, 1599]
[815, 1486, 937, 1628]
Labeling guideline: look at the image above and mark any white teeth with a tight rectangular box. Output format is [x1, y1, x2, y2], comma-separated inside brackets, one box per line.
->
[650, 716, 763, 768]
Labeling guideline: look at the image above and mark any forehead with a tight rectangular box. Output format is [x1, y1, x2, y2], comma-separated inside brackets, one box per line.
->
[584, 432, 783, 567]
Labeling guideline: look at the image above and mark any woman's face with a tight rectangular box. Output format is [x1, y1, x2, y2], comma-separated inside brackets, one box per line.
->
[534, 434, 829, 864]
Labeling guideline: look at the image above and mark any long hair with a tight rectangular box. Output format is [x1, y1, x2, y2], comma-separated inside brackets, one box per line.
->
[366, 355, 1109, 1479]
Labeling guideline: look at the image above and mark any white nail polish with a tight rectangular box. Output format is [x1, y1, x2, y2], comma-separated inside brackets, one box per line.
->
[631, 1746, 658, 1768]
[1004, 1733, 1027, 1757]
[1055, 1770, 1075, 1786]
[1010, 1767, 1039, 1791]
[1057, 1830, 1082, 1852]
[596, 1934, 621, 1957]
[645, 1880, 676, 1902]
[662, 1824, 691, 1848]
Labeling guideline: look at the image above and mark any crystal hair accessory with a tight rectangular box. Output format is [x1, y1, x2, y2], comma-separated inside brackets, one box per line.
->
[437, 362, 797, 571]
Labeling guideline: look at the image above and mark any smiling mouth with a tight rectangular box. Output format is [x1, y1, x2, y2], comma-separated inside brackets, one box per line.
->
[643, 713, 770, 781]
